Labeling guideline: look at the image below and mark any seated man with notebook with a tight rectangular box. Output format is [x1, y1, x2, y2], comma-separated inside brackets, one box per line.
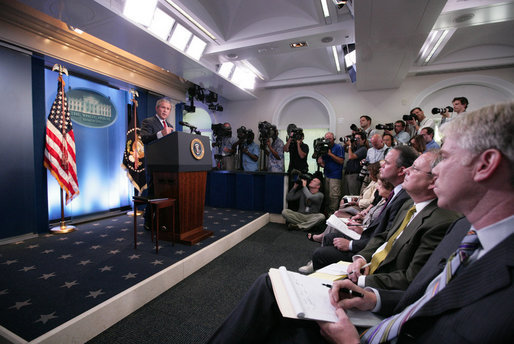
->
[299, 146, 417, 273]
[207, 102, 514, 344]
[340, 150, 460, 290]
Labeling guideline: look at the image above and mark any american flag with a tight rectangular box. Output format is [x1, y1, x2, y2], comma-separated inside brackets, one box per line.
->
[44, 75, 79, 203]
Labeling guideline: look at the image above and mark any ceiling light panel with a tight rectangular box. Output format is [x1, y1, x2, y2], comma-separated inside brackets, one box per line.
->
[169, 23, 192, 51]
[218, 62, 234, 78]
[186, 36, 207, 60]
[123, 0, 158, 27]
[332, 46, 341, 72]
[320, 0, 330, 17]
[148, 8, 175, 40]
[231, 67, 256, 90]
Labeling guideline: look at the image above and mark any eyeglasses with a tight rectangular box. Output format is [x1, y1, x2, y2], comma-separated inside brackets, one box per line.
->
[410, 165, 432, 175]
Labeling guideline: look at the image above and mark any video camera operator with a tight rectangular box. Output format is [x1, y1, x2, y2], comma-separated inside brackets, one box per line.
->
[316, 132, 344, 214]
[342, 131, 367, 196]
[284, 123, 309, 174]
[232, 126, 259, 172]
[258, 121, 284, 172]
[211, 122, 237, 170]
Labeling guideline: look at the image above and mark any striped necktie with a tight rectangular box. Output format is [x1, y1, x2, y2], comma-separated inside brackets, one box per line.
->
[362, 230, 480, 344]
[368, 205, 416, 274]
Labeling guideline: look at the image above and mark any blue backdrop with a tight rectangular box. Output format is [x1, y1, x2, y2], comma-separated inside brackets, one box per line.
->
[45, 71, 131, 220]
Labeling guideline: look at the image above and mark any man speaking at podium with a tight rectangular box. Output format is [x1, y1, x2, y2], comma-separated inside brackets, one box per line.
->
[141, 97, 174, 144]
[140, 97, 174, 230]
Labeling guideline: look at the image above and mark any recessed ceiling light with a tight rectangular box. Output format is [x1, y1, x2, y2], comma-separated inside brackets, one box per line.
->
[290, 42, 308, 49]
[321, 36, 334, 43]
[226, 53, 238, 59]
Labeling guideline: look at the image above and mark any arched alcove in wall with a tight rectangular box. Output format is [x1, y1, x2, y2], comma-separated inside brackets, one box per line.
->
[272, 91, 336, 132]
[272, 91, 336, 173]
[412, 75, 514, 141]
[413, 75, 514, 116]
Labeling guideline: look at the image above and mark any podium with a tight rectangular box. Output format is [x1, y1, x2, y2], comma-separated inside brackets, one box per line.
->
[146, 131, 213, 245]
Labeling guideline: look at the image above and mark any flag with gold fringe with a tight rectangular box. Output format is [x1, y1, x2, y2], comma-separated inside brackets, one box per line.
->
[122, 102, 147, 195]
[44, 74, 79, 203]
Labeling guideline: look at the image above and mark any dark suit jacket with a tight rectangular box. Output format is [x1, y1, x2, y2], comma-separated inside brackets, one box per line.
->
[351, 188, 411, 252]
[141, 115, 173, 144]
[379, 218, 514, 343]
[358, 199, 460, 290]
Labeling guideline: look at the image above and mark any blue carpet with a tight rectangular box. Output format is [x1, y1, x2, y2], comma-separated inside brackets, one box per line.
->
[0, 207, 264, 342]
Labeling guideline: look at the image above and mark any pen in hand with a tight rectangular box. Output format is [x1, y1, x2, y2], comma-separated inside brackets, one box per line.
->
[347, 262, 371, 275]
[322, 283, 364, 298]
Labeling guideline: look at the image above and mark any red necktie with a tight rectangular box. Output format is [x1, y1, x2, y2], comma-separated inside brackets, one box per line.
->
[163, 120, 167, 128]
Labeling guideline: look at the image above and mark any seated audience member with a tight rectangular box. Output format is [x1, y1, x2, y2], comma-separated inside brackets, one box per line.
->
[382, 133, 394, 156]
[421, 126, 440, 151]
[206, 102, 514, 344]
[313, 150, 459, 277]
[300, 146, 416, 273]
[305, 177, 393, 247]
[317, 132, 345, 214]
[337, 162, 381, 217]
[410, 107, 435, 134]
[343, 131, 368, 196]
[344, 150, 460, 289]
[282, 177, 325, 231]
[409, 134, 426, 155]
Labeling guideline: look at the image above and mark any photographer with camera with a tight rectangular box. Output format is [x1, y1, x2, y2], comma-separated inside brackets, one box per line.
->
[359, 115, 378, 139]
[232, 126, 259, 172]
[316, 132, 344, 214]
[211, 122, 237, 170]
[440, 96, 469, 124]
[281, 176, 325, 231]
[410, 107, 435, 134]
[343, 131, 368, 196]
[259, 122, 284, 172]
[284, 123, 309, 174]
[384, 120, 410, 145]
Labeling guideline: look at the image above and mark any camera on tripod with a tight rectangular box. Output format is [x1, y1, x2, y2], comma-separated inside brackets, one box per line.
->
[432, 106, 453, 115]
[312, 137, 330, 159]
[258, 121, 273, 144]
[211, 123, 232, 147]
[237, 126, 250, 141]
[286, 124, 304, 142]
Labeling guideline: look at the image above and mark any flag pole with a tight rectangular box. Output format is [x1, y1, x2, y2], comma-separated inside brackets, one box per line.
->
[50, 64, 76, 234]
[127, 89, 143, 217]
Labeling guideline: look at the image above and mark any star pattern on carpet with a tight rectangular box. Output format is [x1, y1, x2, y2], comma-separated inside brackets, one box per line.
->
[0, 207, 263, 341]
[61, 281, 79, 288]
[19, 266, 36, 272]
[38, 272, 56, 280]
[9, 299, 31, 310]
[86, 289, 105, 299]
[122, 272, 137, 280]
[35, 312, 58, 324]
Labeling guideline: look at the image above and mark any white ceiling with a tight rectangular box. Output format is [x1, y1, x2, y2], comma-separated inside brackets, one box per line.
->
[16, 0, 514, 100]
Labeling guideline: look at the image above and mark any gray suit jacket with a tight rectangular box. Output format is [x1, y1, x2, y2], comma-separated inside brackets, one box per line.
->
[359, 199, 460, 290]
[379, 218, 514, 343]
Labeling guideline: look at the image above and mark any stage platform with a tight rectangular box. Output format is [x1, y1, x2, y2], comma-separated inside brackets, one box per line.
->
[0, 207, 268, 344]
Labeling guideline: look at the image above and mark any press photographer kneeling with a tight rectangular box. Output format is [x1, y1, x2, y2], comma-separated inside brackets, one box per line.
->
[281, 172, 325, 231]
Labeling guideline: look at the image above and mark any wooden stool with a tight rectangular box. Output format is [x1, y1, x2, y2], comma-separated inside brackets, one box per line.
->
[133, 197, 176, 253]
